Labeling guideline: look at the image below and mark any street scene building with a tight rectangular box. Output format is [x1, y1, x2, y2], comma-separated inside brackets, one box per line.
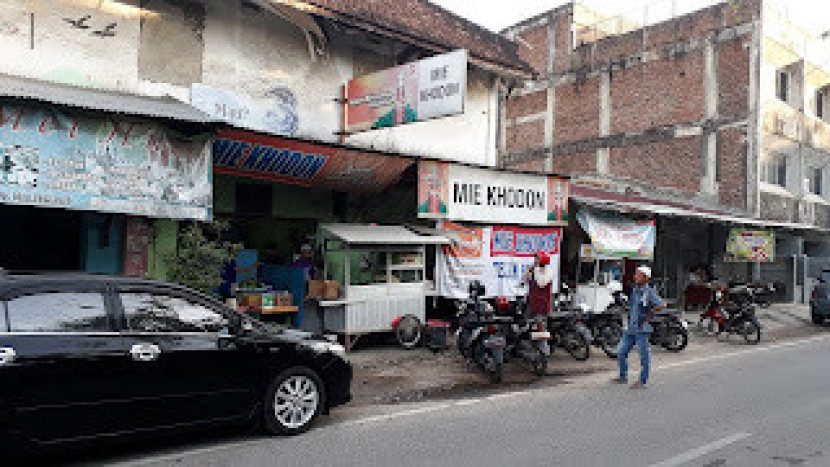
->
[503, 0, 830, 305]
[1, 1, 830, 465]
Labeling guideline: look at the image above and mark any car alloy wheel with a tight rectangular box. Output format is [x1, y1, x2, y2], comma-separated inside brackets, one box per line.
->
[264, 367, 325, 436]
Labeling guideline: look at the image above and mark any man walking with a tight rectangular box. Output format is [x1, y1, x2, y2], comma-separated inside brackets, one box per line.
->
[613, 266, 665, 389]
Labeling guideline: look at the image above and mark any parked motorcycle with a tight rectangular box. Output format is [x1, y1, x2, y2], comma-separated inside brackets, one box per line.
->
[455, 281, 507, 383]
[499, 296, 551, 376]
[548, 287, 592, 361]
[582, 283, 625, 359]
[698, 286, 762, 344]
[647, 309, 689, 352]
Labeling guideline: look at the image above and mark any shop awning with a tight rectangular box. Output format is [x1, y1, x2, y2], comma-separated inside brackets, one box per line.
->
[0, 73, 218, 124]
[571, 187, 830, 233]
[321, 224, 450, 245]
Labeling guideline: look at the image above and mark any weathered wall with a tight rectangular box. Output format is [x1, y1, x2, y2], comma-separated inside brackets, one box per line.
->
[502, 1, 758, 212]
[0, 0, 500, 166]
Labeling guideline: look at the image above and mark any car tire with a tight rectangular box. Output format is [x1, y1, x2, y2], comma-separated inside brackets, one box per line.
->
[395, 314, 422, 349]
[812, 313, 825, 325]
[263, 367, 326, 436]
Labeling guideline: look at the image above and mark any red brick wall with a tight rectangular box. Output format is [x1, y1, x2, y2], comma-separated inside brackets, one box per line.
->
[506, 120, 545, 154]
[555, 78, 599, 144]
[552, 151, 596, 176]
[506, 90, 547, 120]
[610, 50, 706, 134]
[717, 128, 747, 209]
[718, 37, 751, 121]
[509, 159, 546, 173]
[609, 136, 703, 193]
[553, 14, 573, 75]
[517, 26, 549, 75]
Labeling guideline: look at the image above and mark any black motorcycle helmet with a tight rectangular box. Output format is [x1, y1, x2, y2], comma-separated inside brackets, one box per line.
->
[468, 280, 485, 299]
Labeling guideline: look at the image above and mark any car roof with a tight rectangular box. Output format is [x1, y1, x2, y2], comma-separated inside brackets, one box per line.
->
[0, 271, 204, 298]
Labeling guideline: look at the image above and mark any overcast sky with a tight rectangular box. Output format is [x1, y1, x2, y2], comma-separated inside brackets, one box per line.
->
[431, 0, 828, 34]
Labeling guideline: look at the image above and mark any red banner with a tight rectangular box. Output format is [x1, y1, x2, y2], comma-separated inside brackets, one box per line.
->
[213, 130, 414, 193]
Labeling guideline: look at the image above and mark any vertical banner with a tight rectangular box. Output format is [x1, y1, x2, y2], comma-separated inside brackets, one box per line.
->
[725, 229, 775, 262]
[436, 221, 562, 299]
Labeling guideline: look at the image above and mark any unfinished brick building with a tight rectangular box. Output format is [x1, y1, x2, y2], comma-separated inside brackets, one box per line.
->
[502, 0, 830, 302]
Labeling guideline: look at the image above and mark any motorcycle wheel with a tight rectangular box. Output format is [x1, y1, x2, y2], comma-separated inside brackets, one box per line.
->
[564, 330, 590, 361]
[598, 323, 622, 359]
[662, 326, 688, 352]
[740, 319, 761, 345]
[395, 315, 422, 349]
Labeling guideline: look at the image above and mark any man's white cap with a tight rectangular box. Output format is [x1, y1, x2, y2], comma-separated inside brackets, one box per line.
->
[636, 266, 652, 277]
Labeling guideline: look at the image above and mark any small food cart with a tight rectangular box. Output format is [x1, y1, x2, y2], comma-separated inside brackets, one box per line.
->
[318, 224, 449, 351]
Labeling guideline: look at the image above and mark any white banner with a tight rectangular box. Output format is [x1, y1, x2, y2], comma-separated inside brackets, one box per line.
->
[436, 222, 562, 299]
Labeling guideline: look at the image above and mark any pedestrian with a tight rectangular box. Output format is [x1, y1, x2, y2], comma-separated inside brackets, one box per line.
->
[613, 265, 665, 389]
[523, 251, 554, 315]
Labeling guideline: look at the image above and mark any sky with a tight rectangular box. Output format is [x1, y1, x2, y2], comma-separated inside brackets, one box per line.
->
[430, 0, 828, 34]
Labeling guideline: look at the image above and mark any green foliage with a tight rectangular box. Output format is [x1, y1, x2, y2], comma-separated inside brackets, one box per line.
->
[162, 221, 239, 294]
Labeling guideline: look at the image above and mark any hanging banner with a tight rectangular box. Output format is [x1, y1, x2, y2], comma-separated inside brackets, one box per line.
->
[726, 229, 775, 262]
[417, 160, 569, 225]
[576, 209, 656, 259]
[0, 101, 212, 220]
[436, 221, 562, 299]
[345, 49, 467, 134]
[213, 130, 414, 193]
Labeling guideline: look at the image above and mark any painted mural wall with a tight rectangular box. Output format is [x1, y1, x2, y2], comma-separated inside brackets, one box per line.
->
[0, 0, 499, 166]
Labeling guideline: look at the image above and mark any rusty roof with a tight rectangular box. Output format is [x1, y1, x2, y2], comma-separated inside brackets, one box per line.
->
[305, 0, 533, 76]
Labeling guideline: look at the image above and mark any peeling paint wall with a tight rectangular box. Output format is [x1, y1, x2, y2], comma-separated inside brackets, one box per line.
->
[0, 0, 500, 166]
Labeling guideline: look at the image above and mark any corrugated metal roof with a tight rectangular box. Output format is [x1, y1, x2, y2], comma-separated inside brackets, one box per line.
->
[0, 73, 218, 124]
[322, 224, 450, 245]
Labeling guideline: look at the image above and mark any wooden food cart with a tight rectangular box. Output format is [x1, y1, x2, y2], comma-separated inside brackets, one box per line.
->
[319, 224, 449, 351]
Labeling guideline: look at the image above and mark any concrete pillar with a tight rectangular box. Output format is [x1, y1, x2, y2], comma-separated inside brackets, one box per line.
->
[544, 15, 556, 173]
[597, 70, 611, 174]
[701, 39, 718, 195]
[748, 23, 762, 216]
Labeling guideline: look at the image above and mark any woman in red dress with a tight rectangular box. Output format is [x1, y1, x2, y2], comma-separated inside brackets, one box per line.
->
[525, 251, 554, 316]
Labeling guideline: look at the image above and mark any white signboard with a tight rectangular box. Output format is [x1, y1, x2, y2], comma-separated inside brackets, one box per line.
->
[346, 50, 467, 133]
[190, 84, 299, 136]
[417, 161, 570, 226]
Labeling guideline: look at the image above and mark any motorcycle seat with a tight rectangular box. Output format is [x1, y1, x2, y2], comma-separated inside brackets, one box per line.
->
[653, 308, 682, 317]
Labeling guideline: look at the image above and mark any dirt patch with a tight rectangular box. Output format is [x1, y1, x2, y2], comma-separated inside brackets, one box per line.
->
[347, 317, 828, 408]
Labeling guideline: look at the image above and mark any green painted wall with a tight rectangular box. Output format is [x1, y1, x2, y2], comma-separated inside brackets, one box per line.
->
[148, 219, 178, 281]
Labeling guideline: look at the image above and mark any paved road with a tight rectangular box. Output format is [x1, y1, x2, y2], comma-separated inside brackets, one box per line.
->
[97, 333, 830, 467]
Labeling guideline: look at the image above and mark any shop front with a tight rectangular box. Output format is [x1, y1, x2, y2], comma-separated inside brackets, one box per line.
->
[0, 97, 213, 275]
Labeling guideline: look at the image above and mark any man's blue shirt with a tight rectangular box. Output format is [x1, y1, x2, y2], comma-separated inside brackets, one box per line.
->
[626, 284, 664, 334]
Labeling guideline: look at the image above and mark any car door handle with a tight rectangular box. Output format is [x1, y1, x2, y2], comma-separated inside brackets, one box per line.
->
[130, 343, 161, 362]
[0, 347, 16, 366]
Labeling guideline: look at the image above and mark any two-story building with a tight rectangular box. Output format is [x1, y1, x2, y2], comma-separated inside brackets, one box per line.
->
[0, 0, 533, 279]
[502, 0, 830, 303]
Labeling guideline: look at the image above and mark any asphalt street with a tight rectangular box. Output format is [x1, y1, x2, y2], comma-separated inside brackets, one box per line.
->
[96, 333, 830, 467]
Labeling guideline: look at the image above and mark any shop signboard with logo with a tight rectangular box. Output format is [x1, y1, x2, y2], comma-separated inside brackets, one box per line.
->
[725, 229, 775, 262]
[417, 160, 569, 226]
[436, 221, 562, 299]
[345, 49, 467, 134]
[576, 209, 656, 259]
[213, 130, 414, 193]
[0, 102, 212, 220]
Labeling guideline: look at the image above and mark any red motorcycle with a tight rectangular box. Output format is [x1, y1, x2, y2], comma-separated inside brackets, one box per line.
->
[698, 286, 762, 344]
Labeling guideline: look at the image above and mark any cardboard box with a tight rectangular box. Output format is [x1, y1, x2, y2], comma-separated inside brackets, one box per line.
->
[323, 280, 340, 300]
[307, 280, 325, 299]
[276, 292, 293, 307]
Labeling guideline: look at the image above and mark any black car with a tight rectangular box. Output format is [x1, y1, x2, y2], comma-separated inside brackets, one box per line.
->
[0, 272, 352, 455]
[810, 281, 830, 325]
